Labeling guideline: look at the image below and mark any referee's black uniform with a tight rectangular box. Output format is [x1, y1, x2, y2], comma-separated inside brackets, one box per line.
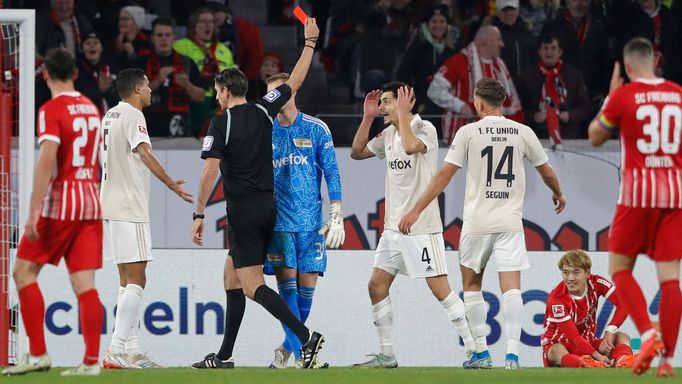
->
[201, 83, 292, 268]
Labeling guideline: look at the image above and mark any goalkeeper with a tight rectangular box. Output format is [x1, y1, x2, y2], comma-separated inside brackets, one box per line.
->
[263, 73, 345, 368]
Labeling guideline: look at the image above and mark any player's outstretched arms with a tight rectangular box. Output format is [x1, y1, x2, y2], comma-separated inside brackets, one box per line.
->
[285, 18, 319, 93]
[192, 158, 221, 246]
[588, 63, 623, 147]
[136, 142, 194, 203]
[536, 163, 566, 214]
[399, 162, 459, 234]
[351, 90, 381, 160]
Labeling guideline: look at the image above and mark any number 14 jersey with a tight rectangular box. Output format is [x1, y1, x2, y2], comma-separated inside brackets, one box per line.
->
[37, 92, 102, 221]
[599, 78, 682, 208]
[445, 115, 548, 234]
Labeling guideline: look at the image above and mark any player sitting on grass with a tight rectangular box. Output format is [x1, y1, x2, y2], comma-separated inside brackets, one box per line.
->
[542, 249, 636, 368]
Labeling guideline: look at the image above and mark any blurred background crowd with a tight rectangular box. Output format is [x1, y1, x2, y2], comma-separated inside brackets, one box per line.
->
[3, 0, 682, 145]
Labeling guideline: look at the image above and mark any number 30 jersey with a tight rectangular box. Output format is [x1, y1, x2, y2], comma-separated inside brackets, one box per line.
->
[599, 79, 682, 208]
[100, 101, 152, 222]
[37, 92, 102, 221]
[445, 115, 548, 234]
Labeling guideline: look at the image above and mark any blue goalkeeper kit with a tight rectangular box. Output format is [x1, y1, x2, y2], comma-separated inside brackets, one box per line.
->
[265, 112, 342, 275]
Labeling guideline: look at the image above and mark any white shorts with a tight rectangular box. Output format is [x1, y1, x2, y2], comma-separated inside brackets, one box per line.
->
[103, 220, 153, 264]
[458, 231, 528, 274]
[374, 229, 447, 279]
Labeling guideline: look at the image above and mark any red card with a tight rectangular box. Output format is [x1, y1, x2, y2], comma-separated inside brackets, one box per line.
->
[293, 6, 308, 24]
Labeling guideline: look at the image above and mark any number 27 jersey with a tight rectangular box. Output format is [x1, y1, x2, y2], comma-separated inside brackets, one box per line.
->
[599, 79, 682, 208]
[444, 115, 548, 234]
[37, 92, 102, 221]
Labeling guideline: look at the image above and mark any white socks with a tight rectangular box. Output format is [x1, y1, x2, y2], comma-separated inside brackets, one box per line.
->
[440, 291, 475, 353]
[463, 291, 488, 353]
[371, 296, 394, 357]
[110, 284, 144, 354]
[502, 289, 523, 356]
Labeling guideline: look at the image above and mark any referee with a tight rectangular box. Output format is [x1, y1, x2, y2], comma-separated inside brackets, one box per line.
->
[191, 19, 324, 369]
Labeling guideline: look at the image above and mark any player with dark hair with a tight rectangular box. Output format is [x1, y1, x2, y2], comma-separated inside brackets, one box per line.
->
[100, 67, 193, 369]
[350, 81, 475, 368]
[2, 48, 104, 376]
[191, 18, 325, 369]
[588, 37, 682, 377]
[400, 78, 565, 369]
[542, 250, 635, 368]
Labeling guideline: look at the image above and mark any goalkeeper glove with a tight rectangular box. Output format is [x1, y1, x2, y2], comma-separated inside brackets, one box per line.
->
[319, 202, 345, 248]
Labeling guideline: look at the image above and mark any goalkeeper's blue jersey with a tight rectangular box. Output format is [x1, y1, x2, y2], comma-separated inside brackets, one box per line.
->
[272, 112, 342, 232]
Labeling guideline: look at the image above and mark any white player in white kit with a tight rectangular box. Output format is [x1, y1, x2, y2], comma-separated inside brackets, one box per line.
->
[350, 82, 475, 368]
[100, 68, 193, 368]
[399, 78, 566, 369]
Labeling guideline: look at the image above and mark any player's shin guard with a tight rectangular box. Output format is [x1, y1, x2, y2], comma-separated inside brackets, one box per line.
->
[611, 270, 654, 335]
[253, 284, 310, 344]
[19, 282, 47, 357]
[78, 289, 103, 365]
[659, 279, 682, 358]
[277, 278, 302, 358]
[464, 291, 488, 353]
[503, 289, 523, 358]
[298, 286, 315, 323]
[372, 296, 394, 357]
[440, 291, 475, 352]
[559, 354, 581, 367]
[217, 289, 245, 361]
[110, 284, 143, 354]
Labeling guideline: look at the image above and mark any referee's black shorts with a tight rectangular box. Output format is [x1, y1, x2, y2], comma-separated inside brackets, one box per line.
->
[226, 193, 276, 268]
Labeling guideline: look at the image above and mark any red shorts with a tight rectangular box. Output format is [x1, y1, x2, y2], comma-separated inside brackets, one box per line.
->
[17, 217, 103, 273]
[608, 206, 682, 261]
[542, 338, 602, 367]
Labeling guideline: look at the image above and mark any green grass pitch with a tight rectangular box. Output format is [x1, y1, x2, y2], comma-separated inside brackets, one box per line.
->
[4, 367, 680, 383]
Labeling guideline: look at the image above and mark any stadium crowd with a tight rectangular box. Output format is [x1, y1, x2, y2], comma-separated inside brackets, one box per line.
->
[4, 0, 682, 142]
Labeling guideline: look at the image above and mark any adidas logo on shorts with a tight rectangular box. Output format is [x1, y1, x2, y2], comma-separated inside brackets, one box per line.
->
[425, 265, 433, 273]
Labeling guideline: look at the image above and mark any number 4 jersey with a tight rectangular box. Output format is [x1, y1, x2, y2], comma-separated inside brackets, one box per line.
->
[37, 92, 102, 221]
[100, 101, 152, 222]
[445, 115, 548, 234]
[599, 78, 682, 208]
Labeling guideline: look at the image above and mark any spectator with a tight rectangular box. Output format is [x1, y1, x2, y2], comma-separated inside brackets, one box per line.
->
[489, 0, 536, 83]
[354, 0, 410, 94]
[173, 7, 236, 136]
[520, 0, 560, 37]
[206, 0, 264, 92]
[115, 6, 154, 67]
[428, 25, 524, 144]
[608, 0, 680, 83]
[35, 0, 93, 59]
[75, 33, 118, 115]
[252, 52, 284, 100]
[396, 5, 458, 131]
[135, 18, 205, 137]
[79, 0, 136, 53]
[517, 33, 592, 142]
[540, 0, 609, 100]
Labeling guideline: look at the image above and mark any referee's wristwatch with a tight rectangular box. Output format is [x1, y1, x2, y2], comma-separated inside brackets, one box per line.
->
[193, 212, 205, 220]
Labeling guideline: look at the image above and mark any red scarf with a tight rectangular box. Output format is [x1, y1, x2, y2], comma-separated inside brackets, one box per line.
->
[563, 12, 589, 47]
[146, 52, 189, 113]
[192, 37, 220, 84]
[539, 60, 567, 146]
[50, 9, 81, 53]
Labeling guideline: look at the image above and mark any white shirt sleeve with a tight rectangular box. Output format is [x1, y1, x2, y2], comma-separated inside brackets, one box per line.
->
[427, 72, 467, 113]
[415, 121, 438, 154]
[126, 111, 151, 151]
[444, 127, 467, 167]
[367, 129, 387, 159]
[523, 127, 548, 167]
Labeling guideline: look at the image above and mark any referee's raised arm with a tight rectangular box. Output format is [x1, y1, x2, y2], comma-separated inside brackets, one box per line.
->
[285, 18, 319, 92]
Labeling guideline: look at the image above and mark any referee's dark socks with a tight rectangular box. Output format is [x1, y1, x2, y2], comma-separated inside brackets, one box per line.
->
[216, 289, 246, 361]
[253, 284, 310, 343]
